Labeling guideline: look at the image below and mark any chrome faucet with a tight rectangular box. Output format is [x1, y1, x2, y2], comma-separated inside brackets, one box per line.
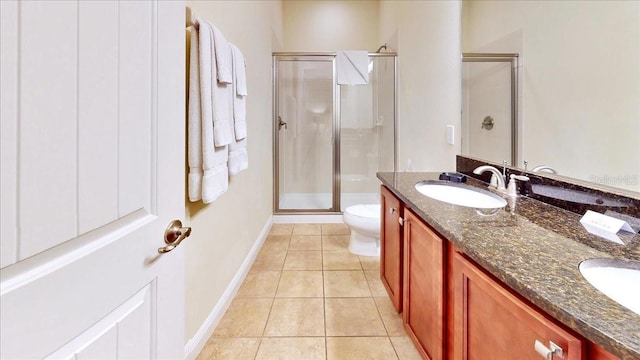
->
[473, 165, 507, 192]
[532, 165, 557, 174]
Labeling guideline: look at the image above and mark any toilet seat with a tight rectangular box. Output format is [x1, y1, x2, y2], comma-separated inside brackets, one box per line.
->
[344, 204, 380, 220]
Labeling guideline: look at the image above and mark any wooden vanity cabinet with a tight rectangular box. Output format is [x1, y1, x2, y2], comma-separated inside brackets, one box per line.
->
[380, 184, 621, 359]
[403, 208, 446, 360]
[380, 185, 404, 313]
[451, 251, 585, 360]
[588, 343, 620, 360]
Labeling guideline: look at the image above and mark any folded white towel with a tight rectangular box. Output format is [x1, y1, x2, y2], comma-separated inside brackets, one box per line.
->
[230, 44, 247, 140]
[211, 23, 233, 84]
[201, 157, 229, 203]
[228, 138, 248, 175]
[198, 20, 229, 202]
[336, 50, 369, 85]
[201, 21, 233, 146]
[188, 21, 203, 201]
[228, 43, 248, 175]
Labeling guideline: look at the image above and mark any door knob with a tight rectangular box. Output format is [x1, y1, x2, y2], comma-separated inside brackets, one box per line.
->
[158, 220, 192, 253]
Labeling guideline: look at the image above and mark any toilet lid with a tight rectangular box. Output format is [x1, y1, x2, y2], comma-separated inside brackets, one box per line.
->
[345, 204, 380, 219]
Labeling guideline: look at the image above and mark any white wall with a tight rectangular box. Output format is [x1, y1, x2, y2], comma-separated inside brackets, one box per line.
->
[379, 0, 462, 172]
[463, 0, 640, 193]
[184, 0, 282, 343]
[283, 0, 380, 52]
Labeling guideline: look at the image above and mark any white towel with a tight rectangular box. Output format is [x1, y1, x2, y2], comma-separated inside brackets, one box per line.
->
[336, 50, 369, 85]
[211, 23, 233, 84]
[198, 20, 229, 203]
[232, 45, 247, 97]
[228, 138, 248, 175]
[188, 22, 203, 201]
[201, 21, 233, 147]
[228, 43, 248, 175]
[230, 44, 247, 140]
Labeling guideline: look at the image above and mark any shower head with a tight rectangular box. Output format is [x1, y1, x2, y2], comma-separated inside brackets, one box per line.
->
[376, 44, 388, 53]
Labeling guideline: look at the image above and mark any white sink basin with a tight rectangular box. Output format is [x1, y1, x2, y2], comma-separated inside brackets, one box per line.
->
[579, 258, 640, 315]
[414, 180, 507, 209]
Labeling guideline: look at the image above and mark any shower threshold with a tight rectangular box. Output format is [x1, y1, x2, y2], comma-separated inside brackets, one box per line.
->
[278, 192, 379, 211]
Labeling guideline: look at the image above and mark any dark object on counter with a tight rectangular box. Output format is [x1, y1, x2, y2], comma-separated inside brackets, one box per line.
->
[439, 172, 467, 183]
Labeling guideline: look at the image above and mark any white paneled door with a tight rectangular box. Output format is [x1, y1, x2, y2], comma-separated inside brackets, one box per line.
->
[1, 0, 185, 358]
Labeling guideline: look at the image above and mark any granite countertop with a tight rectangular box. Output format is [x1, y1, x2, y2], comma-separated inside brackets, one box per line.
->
[378, 172, 640, 359]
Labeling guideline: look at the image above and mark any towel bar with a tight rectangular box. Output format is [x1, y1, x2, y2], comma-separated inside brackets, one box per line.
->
[186, 6, 195, 27]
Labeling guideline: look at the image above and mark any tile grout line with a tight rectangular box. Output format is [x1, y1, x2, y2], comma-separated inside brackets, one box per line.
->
[321, 227, 328, 360]
[254, 231, 290, 359]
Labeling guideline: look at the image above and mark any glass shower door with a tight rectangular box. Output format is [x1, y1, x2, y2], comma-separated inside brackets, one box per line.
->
[274, 57, 337, 212]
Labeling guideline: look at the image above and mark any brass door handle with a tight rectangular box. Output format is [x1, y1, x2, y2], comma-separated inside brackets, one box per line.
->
[158, 220, 192, 253]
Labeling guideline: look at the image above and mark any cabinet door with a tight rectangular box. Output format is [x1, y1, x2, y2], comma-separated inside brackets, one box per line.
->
[381, 185, 403, 313]
[403, 209, 445, 360]
[452, 252, 584, 360]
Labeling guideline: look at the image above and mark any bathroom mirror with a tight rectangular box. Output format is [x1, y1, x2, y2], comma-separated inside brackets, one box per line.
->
[461, 0, 640, 194]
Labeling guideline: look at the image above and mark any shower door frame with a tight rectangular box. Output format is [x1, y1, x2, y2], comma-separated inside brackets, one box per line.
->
[462, 53, 519, 166]
[273, 54, 342, 214]
[273, 53, 398, 215]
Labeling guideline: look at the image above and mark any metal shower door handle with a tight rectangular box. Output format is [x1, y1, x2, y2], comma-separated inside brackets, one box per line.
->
[278, 116, 288, 130]
[481, 115, 494, 130]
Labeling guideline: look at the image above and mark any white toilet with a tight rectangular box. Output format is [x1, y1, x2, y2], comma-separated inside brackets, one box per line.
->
[342, 204, 381, 256]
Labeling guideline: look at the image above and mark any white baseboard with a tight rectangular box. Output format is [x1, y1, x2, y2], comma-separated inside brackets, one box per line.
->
[183, 215, 274, 360]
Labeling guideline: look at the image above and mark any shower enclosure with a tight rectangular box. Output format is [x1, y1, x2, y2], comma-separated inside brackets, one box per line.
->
[273, 53, 397, 214]
[461, 53, 519, 166]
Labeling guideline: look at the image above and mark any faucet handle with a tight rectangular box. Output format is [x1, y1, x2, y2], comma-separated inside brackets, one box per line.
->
[511, 174, 529, 182]
[507, 174, 530, 197]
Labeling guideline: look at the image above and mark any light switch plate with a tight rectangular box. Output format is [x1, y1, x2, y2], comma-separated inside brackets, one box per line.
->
[446, 125, 455, 145]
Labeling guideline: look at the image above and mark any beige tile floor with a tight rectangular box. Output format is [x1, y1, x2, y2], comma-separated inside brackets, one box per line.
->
[197, 223, 422, 360]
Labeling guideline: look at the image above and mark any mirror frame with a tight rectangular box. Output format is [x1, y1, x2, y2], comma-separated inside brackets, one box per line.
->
[462, 53, 519, 166]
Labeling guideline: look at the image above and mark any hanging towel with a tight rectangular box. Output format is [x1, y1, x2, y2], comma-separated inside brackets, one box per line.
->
[233, 45, 247, 97]
[336, 50, 369, 85]
[228, 138, 248, 175]
[211, 23, 233, 84]
[201, 20, 233, 147]
[228, 43, 248, 175]
[230, 44, 247, 140]
[187, 20, 203, 201]
[198, 20, 229, 203]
